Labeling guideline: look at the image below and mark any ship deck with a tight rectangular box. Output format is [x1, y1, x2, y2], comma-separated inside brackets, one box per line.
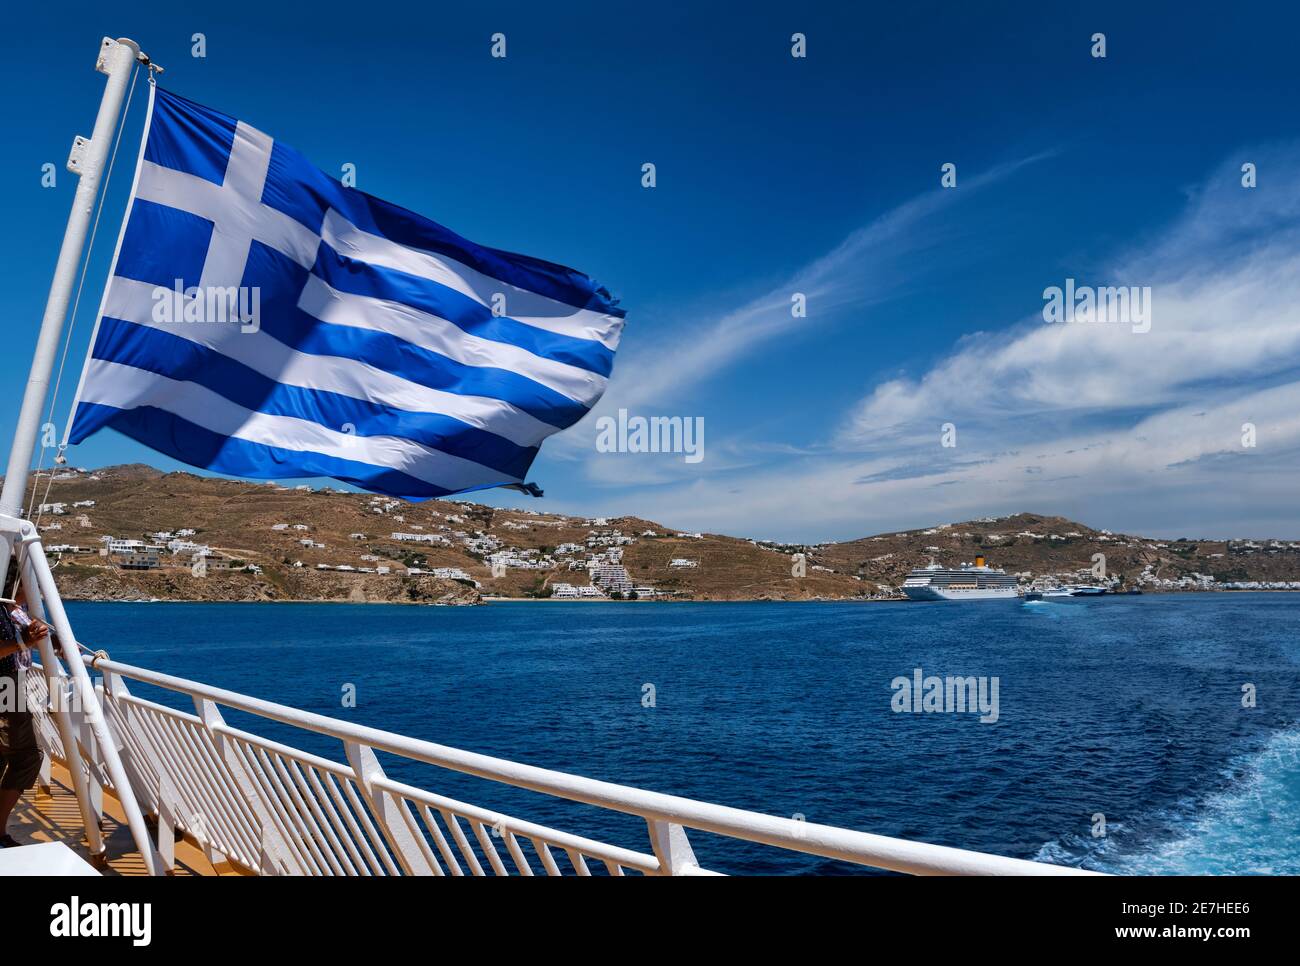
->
[7, 759, 235, 876]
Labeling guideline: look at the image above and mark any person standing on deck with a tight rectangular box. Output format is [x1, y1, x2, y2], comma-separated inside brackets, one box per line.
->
[0, 560, 50, 848]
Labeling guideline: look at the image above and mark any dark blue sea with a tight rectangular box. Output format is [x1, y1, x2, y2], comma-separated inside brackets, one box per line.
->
[66, 594, 1300, 875]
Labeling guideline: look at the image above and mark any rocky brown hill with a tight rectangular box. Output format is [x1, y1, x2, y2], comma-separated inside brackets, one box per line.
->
[11, 465, 1299, 604]
[815, 513, 1300, 590]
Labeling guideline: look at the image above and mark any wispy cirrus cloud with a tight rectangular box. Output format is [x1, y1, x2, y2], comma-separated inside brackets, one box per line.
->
[575, 152, 1057, 422]
[548, 145, 1300, 542]
[563, 379, 1300, 541]
[547, 152, 1057, 483]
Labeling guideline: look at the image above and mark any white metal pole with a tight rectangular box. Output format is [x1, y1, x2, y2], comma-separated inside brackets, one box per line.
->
[18, 523, 162, 874]
[0, 37, 141, 529]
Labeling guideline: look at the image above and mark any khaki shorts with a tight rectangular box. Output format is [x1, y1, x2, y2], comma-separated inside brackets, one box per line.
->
[0, 677, 42, 792]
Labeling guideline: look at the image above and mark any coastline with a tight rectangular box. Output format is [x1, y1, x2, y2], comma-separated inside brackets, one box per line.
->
[59, 589, 1300, 606]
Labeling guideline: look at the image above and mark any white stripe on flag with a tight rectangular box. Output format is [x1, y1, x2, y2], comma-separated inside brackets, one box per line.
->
[79, 359, 522, 492]
[104, 278, 560, 447]
[297, 274, 607, 405]
[321, 210, 624, 349]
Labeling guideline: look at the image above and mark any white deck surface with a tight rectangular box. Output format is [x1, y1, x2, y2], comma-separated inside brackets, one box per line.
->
[0, 840, 102, 876]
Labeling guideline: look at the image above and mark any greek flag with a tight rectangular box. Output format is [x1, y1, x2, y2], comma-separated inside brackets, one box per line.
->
[68, 87, 625, 499]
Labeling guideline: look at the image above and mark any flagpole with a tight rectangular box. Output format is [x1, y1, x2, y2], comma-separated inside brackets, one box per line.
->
[0, 37, 143, 524]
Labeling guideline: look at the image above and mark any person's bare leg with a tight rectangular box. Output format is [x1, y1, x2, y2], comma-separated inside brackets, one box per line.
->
[0, 787, 21, 836]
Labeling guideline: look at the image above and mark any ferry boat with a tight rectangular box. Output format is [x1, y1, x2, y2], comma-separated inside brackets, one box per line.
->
[901, 556, 1021, 601]
[1040, 585, 1109, 601]
[0, 37, 1091, 878]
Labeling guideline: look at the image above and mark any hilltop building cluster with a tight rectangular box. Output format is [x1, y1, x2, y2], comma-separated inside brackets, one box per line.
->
[28, 468, 1300, 603]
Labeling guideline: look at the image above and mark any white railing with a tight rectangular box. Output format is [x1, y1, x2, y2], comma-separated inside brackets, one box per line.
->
[25, 653, 1098, 876]
[6, 515, 155, 869]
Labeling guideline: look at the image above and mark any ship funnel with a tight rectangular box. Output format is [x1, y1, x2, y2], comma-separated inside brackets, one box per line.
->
[975, 554, 986, 568]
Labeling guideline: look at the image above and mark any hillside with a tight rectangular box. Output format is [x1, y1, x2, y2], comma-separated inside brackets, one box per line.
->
[10, 465, 1300, 604]
[816, 513, 1300, 591]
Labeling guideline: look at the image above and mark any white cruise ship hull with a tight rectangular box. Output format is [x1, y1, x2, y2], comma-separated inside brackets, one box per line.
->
[902, 585, 1021, 601]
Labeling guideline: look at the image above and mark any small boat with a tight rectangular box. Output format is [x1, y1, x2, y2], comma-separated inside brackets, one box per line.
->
[1067, 585, 1108, 596]
[1040, 585, 1108, 601]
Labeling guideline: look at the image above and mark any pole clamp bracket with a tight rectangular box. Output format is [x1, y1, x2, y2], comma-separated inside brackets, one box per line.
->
[94, 38, 119, 76]
[67, 135, 91, 175]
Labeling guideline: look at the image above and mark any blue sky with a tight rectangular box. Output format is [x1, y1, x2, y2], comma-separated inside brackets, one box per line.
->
[3, 1, 1299, 540]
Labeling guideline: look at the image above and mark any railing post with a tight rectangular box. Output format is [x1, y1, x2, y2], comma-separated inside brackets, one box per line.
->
[97, 669, 159, 822]
[75, 707, 105, 824]
[646, 820, 701, 876]
[261, 824, 291, 876]
[344, 741, 435, 875]
[36, 743, 51, 793]
[194, 697, 300, 875]
[156, 771, 176, 873]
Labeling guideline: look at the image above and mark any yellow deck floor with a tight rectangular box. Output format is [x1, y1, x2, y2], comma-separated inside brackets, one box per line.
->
[7, 759, 246, 875]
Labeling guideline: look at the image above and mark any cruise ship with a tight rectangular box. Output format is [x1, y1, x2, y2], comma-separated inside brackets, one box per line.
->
[901, 556, 1021, 601]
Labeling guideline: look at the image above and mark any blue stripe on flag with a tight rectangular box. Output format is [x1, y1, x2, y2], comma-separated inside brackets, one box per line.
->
[349, 192, 625, 319]
[85, 317, 540, 479]
[312, 244, 616, 377]
[253, 302, 590, 431]
[71, 402, 472, 500]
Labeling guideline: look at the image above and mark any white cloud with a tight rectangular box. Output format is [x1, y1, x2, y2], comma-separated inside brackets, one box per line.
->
[552, 146, 1300, 541]
[842, 147, 1300, 447]
[567, 380, 1300, 541]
